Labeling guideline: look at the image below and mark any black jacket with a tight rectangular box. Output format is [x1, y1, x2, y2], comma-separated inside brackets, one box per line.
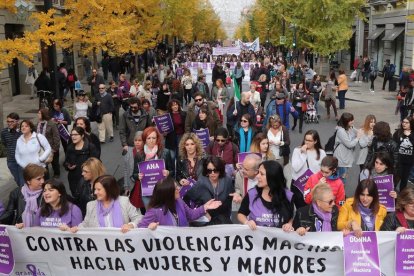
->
[0, 187, 42, 225]
[365, 137, 399, 168]
[74, 178, 94, 218]
[176, 156, 205, 181]
[293, 204, 339, 232]
[380, 211, 414, 231]
[119, 108, 152, 147]
[165, 111, 186, 150]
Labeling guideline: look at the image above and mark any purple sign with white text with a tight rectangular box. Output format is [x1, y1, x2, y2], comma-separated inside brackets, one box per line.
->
[138, 160, 165, 197]
[153, 113, 174, 134]
[293, 169, 314, 194]
[57, 124, 70, 143]
[343, 232, 381, 276]
[0, 226, 14, 275]
[237, 152, 262, 164]
[396, 230, 414, 276]
[373, 175, 395, 212]
[179, 178, 198, 208]
[194, 128, 210, 149]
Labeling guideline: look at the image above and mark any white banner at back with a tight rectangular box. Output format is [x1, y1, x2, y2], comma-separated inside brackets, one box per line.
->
[2, 225, 397, 275]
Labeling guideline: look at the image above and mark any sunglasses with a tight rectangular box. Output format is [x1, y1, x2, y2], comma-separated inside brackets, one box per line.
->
[241, 119, 248, 123]
[320, 199, 335, 205]
[195, 98, 203, 102]
[216, 139, 226, 143]
[207, 168, 219, 174]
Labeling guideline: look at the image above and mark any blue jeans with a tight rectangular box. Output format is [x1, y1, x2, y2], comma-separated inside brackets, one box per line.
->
[338, 90, 347, 109]
[7, 160, 24, 186]
[337, 167, 348, 185]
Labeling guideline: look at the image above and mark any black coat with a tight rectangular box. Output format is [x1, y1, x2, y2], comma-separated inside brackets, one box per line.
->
[176, 157, 204, 182]
[293, 204, 339, 232]
[165, 111, 186, 150]
[74, 178, 94, 218]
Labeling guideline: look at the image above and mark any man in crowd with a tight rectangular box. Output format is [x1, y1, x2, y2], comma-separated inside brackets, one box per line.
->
[185, 92, 221, 133]
[119, 97, 152, 153]
[194, 75, 210, 99]
[0, 113, 23, 186]
[232, 153, 261, 204]
[88, 69, 105, 98]
[228, 91, 256, 126]
[263, 92, 298, 130]
[95, 84, 114, 143]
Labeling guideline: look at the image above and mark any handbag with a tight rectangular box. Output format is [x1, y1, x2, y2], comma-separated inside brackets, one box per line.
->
[36, 134, 53, 164]
[320, 87, 326, 101]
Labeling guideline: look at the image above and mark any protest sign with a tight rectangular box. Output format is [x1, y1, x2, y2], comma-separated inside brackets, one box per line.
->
[153, 114, 174, 134]
[138, 160, 165, 196]
[373, 175, 395, 212]
[0, 226, 14, 275]
[194, 129, 210, 149]
[396, 230, 414, 276]
[292, 169, 314, 194]
[343, 232, 381, 276]
[57, 124, 70, 143]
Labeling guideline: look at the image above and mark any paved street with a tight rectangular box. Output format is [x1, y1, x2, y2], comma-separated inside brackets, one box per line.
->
[1, 74, 402, 203]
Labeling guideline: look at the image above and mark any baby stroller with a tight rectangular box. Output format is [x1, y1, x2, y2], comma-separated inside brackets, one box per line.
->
[304, 96, 319, 123]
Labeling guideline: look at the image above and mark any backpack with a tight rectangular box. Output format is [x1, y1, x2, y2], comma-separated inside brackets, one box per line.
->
[67, 74, 75, 82]
[389, 64, 396, 76]
[325, 130, 339, 156]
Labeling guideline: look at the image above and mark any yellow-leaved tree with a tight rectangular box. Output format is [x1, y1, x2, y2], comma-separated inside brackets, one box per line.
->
[192, 0, 226, 42]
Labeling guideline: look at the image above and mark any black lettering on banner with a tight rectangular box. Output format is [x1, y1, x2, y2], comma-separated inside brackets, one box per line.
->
[203, 257, 212, 272]
[124, 238, 135, 253]
[134, 258, 148, 270]
[70, 257, 125, 271]
[262, 237, 278, 250]
[220, 257, 230, 271]
[306, 257, 315, 273]
[193, 257, 202, 272]
[280, 240, 292, 250]
[182, 255, 191, 271]
[293, 255, 304, 273]
[149, 257, 159, 270]
[96, 257, 106, 270]
[142, 239, 154, 252]
[163, 237, 174, 251]
[185, 236, 194, 251]
[105, 238, 132, 252]
[161, 256, 169, 270]
[238, 257, 251, 273]
[26, 236, 36, 251]
[211, 237, 221, 251]
[172, 256, 181, 270]
[233, 235, 243, 250]
[254, 257, 263, 275]
[244, 235, 253, 251]
[279, 256, 291, 274]
[264, 257, 277, 273]
[317, 258, 326, 272]
[294, 242, 305, 251]
[197, 237, 209, 251]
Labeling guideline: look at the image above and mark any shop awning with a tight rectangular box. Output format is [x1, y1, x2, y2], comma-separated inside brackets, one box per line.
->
[382, 26, 405, 41]
[367, 28, 385, 40]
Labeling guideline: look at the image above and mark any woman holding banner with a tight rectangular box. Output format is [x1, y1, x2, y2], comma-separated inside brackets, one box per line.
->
[338, 179, 387, 237]
[186, 156, 234, 225]
[69, 175, 140, 233]
[291, 130, 326, 208]
[32, 179, 82, 229]
[381, 187, 414, 232]
[250, 133, 275, 161]
[138, 177, 222, 229]
[293, 183, 339, 235]
[238, 160, 295, 231]
[234, 114, 256, 153]
[176, 133, 205, 186]
[37, 108, 61, 178]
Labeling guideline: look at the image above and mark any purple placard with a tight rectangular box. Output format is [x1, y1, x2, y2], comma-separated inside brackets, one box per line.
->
[0, 226, 14, 275]
[153, 113, 174, 134]
[373, 175, 395, 212]
[243, 62, 250, 70]
[293, 169, 314, 194]
[192, 62, 199, 69]
[230, 62, 235, 69]
[179, 179, 197, 208]
[343, 232, 381, 276]
[237, 152, 262, 164]
[194, 128, 210, 149]
[57, 124, 70, 143]
[138, 159, 165, 196]
[396, 230, 414, 276]
[202, 63, 207, 70]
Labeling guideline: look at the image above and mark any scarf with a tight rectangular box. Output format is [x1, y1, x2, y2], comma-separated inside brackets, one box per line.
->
[37, 121, 47, 136]
[144, 145, 158, 160]
[21, 185, 42, 227]
[239, 127, 252, 153]
[312, 202, 332, 232]
[358, 202, 375, 231]
[96, 198, 124, 227]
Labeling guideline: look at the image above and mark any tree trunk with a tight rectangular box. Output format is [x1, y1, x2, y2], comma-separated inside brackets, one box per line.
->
[172, 36, 176, 60]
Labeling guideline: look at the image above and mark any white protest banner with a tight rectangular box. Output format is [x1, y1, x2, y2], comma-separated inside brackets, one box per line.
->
[212, 46, 241, 56]
[2, 225, 398, 276]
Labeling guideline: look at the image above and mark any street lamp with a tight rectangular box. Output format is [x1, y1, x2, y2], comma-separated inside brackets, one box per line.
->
[289, 23, 297, 49]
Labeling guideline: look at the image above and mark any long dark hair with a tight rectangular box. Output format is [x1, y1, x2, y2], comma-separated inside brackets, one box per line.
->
[148, 177, 177, 215]
[301, 130, 323, 160]
[352, 179, 380, 215]
[257, 161, 293, 225]
[337, 112, 354, 130]
[40, 179, 70, 217]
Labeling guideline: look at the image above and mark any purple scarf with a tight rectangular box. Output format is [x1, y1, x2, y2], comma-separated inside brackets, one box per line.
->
[21, 185, 42, 227]
[358, 202, 375, 231]
[96, 198, 124, 227]
[312, 202, 332, 232]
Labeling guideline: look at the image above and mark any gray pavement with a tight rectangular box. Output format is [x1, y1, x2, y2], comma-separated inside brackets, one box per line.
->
[0, 75, 403, 204]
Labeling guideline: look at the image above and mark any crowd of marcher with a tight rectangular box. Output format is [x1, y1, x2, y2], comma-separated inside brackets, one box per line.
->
[1, 44, 414, 237]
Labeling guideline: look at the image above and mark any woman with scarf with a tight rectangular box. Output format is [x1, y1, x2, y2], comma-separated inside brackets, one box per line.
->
[132, 127, 173, 206]
[338, 179, 387, 237]
[293, 183, 339, 235]
[238, 160, 295, 231]
[138, 177, 222, 229]
[31, 179, 82, 229]
[381, 186, 414, 232]
[37, 108, 61, 178]
[69, 175, 140, 233]
[235, 114, 255, 153]
[0, 164, 46, 226]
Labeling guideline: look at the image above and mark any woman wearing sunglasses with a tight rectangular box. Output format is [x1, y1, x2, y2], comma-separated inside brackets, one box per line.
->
[293, 183, 339, 235]
[235, 114, 256, 153]
[338, 179, 387, 237]
[185, 156, 234, 225]
[138, 177, 222, 229]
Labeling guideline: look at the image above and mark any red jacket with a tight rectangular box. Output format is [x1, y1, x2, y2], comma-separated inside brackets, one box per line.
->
[353, 58, 359, 70]
[206, 141, 238, 165]
[303, 171, 345, 207]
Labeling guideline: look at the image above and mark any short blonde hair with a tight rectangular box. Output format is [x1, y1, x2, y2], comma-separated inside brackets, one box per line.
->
[311, 183, 332, 202]
[82, 157, 107, 183]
